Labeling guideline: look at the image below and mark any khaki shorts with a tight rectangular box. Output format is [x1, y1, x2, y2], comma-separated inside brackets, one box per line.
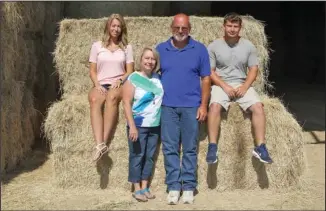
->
[209, 84, 262, 111]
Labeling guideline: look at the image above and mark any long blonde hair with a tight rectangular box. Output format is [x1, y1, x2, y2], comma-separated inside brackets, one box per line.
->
[101, 14, 128, 50]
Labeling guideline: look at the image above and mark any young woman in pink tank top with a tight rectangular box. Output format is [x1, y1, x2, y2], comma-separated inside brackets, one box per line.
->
[88, 14, 134, 162]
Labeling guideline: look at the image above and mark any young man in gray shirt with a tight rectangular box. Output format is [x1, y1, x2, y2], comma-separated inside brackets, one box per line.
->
[206, 12, 273, 164]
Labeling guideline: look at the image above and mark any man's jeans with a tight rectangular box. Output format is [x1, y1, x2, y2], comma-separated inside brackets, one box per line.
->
[128, 126, 160, 183]
[161, 106, 199, 191]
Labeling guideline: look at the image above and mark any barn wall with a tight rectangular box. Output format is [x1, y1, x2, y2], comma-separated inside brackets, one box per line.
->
[63, 2, 153, 18]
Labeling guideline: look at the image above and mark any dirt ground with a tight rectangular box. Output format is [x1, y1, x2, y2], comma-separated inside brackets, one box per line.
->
[1, 131, 324, 210]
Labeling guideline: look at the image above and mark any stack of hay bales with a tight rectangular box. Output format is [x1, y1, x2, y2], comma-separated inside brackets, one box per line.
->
[1, 2, 63, 173]
[44, 16, 306, 191]
[1, 2, 40, 173]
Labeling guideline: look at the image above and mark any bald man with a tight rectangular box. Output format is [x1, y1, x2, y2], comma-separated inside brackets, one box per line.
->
[156, 14, 211, 205]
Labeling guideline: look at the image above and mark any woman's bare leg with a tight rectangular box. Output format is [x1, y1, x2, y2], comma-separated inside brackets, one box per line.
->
[88, 87, 106, 145]
[103, 88, 122, 145]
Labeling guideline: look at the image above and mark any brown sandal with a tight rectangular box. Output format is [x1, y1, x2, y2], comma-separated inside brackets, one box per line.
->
[92, 143, 109, 162]
[142, 188, 156, 199]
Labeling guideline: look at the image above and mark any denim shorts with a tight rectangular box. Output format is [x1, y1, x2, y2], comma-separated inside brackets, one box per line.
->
[101, 84, 111, 90]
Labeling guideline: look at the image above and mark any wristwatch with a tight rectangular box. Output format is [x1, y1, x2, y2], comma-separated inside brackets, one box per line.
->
[119, 78, 123, 84]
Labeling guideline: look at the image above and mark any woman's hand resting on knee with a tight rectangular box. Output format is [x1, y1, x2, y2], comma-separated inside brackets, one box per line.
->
[95, 84, 107, 95]
[111, 80, 123, 89]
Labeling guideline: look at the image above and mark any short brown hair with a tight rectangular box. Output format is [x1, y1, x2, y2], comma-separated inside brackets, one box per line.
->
[223, 12, 242, 25]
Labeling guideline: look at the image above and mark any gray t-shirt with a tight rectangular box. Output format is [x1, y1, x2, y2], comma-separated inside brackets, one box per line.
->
[207, 38, 259, 84]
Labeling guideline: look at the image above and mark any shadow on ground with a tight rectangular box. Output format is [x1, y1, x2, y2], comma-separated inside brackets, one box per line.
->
[1, 138, 50, 184]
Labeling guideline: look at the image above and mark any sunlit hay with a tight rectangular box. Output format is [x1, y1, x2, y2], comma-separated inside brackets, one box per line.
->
[54, 16, 270, 97]
[45, 16, 306, 190]
[196, 96, 306, 191]
[44, 95, 131, 189]
[43, 95, 176, 190]
[43, 94, 305, 191]
[150, 97, 305, 191]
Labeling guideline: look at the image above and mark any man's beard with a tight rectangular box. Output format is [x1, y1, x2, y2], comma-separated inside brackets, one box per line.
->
[173, 34, 188, 42]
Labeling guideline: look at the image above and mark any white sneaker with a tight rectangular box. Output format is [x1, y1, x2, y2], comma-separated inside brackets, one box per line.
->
[182, 190, 194, 204]
[167, 190, 180, 205]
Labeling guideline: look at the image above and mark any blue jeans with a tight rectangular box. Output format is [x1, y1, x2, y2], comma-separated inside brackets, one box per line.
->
[128, 126, 160, 183]
[161, 106, 199, 191]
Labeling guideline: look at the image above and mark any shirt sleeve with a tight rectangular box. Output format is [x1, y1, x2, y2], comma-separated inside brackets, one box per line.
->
[248, 43, 259, 67]
[89, 42, 98, 63]
[207, 43, 217, 69]
[126, 45, 134, 64]
[199, 46, 212, 77]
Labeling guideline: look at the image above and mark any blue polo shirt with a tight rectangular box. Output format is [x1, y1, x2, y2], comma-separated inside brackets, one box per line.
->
[156, 37, 211, 107]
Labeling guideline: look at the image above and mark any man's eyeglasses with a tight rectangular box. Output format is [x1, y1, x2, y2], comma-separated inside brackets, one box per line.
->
[172, 26, 189, 32]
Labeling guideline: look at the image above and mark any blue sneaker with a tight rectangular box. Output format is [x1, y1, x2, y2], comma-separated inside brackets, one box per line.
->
[252, 143, 273, 164]
[206, 143, 218, 164]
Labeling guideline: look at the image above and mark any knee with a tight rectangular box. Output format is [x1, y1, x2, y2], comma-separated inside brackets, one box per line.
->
[209, 103, 222, 115]
[162, 142, 176, 153]
[88, 95, 99, 105]
[106, 93, 120, 105]
[251, 102, 264, 115]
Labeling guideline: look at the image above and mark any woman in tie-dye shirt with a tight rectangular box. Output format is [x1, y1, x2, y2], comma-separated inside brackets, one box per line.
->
[122, 47, 163, 202]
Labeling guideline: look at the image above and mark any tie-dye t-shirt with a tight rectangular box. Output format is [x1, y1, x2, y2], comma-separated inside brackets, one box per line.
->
[127, 71, 164, 127]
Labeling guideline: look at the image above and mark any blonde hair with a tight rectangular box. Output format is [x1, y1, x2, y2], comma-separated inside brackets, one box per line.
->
[101, 14, 128, 49]
[137, 47, 161, 73]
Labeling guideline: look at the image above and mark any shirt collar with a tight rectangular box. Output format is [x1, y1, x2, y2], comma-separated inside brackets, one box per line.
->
[165, 36, 196, 51]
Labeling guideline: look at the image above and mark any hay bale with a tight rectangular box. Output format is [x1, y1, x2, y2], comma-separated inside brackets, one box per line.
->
[0, 80, 36, 171]
[1, 2, 46, 82]
[45, 16, 305, 190]
[198, 96, 306, 191]
[44, 95, 305, 190]
[0, 2, 63, 173]
[1, 2, 36, 172]
[54, 16, 270, 97]
[44, 95, 130, 189]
